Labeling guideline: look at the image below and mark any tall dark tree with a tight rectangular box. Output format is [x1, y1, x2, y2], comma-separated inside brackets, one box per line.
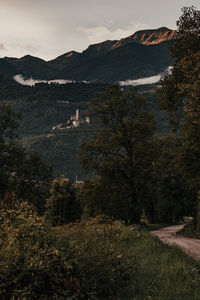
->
[0, 104, 21, 143]
[159, 6, 200, 131]
[80, 86, 158, 224]
[0, 104, 52, 214]
[159, 6, 200, 223]
[152, 135, 195, 223]
[0, 104, 21, 200]
[46, 177, 82, 225]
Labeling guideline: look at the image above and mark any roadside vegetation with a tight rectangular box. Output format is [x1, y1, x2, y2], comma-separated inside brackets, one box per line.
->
[1, 6, 200, 299]
[177, 220, 200, 239]
[1, 205, 200, 299]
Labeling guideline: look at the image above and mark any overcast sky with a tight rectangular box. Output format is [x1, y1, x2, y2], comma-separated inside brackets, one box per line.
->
[0, 0, 199, 60]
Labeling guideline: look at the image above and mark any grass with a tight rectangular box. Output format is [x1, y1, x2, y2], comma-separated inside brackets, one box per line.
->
[2, 204, 200, 299]
[54, 219, 200, 300]
[54, 217, 138, 299]
[177, 221, 200, 239]
[146, 219, 187, 232]
[146, 222, 174, 231]
[132, 230, 200, 299]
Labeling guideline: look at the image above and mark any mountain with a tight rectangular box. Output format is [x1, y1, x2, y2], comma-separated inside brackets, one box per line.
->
[128, 27, 176, 45]
[49, 27, 175, 82]
[0, 27, 175, 178]
[0, 27, 175, 83]
[0, 81, 169, 179]
[4, 55, 55, 79]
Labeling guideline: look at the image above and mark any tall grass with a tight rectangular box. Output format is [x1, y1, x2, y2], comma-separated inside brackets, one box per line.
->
[55, 218, 200, 299]
[131, 231, 200, 299]
[1, 205, 200, 299]
[54, 216, 138, 299]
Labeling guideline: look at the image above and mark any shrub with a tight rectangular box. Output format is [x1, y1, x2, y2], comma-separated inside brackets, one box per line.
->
[0, 202, 86, 299]
[46, 177, 82, 226]
[57, 216, 137, 299]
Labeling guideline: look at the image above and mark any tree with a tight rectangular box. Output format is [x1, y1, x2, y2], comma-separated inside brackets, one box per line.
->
[159, 6, 200, 223]
[79, 177, 130, 221]
[153, 135, 195, 222]
[46, 177, 82, 225]
[80, 86, 158, 224]
[0, 104, 21, 143]
[159, 7, 200, 130]
[0, 104, 52, 214]
[0, 201, 85, 299]
[13, 151, 53, 214]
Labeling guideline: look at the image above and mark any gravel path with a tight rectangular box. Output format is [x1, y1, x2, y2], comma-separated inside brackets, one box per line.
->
[151, 224, 200, 261]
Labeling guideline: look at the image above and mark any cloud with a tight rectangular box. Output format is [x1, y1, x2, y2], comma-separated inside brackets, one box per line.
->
[119, 75, 161, 86]
[119, 66, 172, 86]
[13, 74, 84, 86]
[14, 67, 173, 87]
[77, 21, 149, 44]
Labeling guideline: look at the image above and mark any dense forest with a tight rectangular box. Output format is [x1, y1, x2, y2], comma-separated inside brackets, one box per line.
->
[0, 80, 169, 179]
[0, 6, 200, 299]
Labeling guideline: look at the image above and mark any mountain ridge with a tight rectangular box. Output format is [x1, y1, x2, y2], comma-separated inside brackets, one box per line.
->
[0, 27, 175, 83]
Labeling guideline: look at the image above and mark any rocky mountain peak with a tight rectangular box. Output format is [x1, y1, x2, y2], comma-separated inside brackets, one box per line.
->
[1, 26, 174, 82]
[129, 27, 176, 45]
[112, 27, 175, 49]
[65, 51, 79, 58]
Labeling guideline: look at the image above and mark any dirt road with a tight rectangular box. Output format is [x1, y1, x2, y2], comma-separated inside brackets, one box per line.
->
[151, 224, 200, 261]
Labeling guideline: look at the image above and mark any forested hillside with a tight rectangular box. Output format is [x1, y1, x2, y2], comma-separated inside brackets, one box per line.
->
[1, 6, 200, 300]
[0, 81, 169, 179]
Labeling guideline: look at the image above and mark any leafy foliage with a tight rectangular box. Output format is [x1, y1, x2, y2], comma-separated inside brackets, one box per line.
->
[0, 80, 169, 179]
[56, 216, 137, 299]
[80, 85, 158, 223]
[131, 230, 200, 299]
[0, 202, 86, 299]
[0, 104, 21, 142]
[46, 177, 82, 225]
[0, 104, 53, 214]
[159, 6, 200, 224]
[150, 135, 196, 223]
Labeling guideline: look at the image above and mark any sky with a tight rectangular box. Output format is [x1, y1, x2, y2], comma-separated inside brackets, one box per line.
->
[0, 0, 199, 61]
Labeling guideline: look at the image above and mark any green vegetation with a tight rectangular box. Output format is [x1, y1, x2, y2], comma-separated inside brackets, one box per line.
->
[46, 176, 82, 225]
[0, 202, 86, 299]
[159, 6, 200, 228]
[0, 81, 168, 179]
[79, 85, 194, 225]
[2, 206, 200, 299]
[177, 222, 200, 239]
[56, 219, 200, 300]
[0, 104, 52, 214]
[0, 82, 109, 179]
[132, 230, 200, 299]
[80, 86, 158, 224]
[55, 217, 137, 299]
[1, 6, 200, 299]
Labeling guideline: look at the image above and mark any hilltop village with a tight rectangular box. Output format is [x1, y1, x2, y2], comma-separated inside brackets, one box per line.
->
[52, 109, 90, 131]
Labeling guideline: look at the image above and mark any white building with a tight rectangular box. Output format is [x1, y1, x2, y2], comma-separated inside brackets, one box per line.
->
[52, 109, 90, 132]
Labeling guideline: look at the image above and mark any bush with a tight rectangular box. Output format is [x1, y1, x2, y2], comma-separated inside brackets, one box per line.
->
[0, 202, 86, 299]
[57, 216, 137, 299]
[46, 177, 82, 226]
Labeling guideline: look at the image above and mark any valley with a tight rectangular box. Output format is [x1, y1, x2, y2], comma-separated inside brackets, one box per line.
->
[0, 80, 169, 180]
[0, 79, 169, 180]
[1, 5, 200, 299]
[0, 26, 174, 180]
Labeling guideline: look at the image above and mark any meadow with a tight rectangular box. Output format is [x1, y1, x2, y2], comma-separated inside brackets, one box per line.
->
[1, 204, 200, 299]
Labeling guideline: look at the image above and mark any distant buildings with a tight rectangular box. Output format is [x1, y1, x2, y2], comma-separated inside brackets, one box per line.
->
[52, 109, 90, 132]
[75, 175, 84, 185]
